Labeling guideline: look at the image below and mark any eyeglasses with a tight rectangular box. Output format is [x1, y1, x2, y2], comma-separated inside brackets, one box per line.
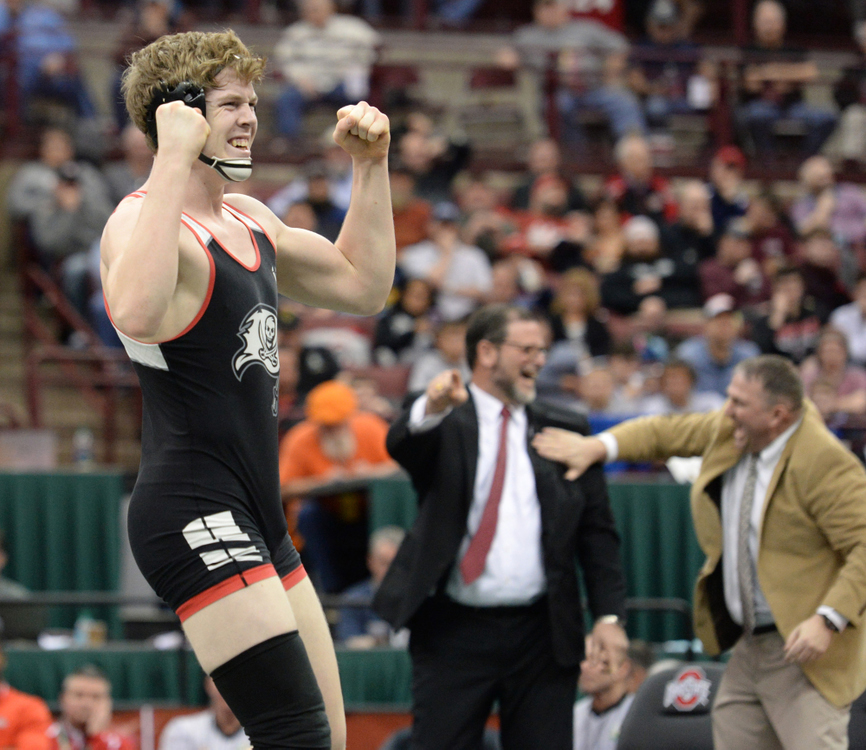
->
[499, 341, 549, 359]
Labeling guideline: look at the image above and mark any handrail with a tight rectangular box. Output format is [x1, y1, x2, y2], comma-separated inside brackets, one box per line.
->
[24, 345, 140, 464]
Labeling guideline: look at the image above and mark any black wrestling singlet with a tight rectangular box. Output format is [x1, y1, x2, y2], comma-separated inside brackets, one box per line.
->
[116, 195, 301, 614]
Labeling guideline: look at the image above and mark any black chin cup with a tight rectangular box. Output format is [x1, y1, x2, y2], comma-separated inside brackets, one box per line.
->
[145, 81, 207, 148]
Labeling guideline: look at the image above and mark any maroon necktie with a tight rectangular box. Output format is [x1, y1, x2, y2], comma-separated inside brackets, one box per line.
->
[461, 406, 510, 585]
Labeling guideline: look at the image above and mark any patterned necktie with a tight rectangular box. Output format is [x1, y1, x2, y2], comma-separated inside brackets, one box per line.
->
[738, 453, 759, 633]
[461, 406, 511, 585]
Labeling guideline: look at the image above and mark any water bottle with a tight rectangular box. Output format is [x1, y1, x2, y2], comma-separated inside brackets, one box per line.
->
[72, 427, 95, 470]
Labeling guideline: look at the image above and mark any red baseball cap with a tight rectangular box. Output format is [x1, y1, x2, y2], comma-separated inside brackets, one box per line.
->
[713, 145, 746, 171]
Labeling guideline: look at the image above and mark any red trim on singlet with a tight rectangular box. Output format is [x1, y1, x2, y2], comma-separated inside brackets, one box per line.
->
[281, 564, 308, 591]
[176, 563, 278, 622]
[224, 201, 279, 262]
[107, 192, 217, 344]
[125, 191, 262, 272]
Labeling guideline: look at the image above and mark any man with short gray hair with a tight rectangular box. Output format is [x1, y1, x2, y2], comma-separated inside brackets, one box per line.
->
[533, 354, 866, 750]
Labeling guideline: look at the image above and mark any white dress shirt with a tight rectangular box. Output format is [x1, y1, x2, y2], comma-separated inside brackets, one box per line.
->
[719, 419, 801, 628]
[409, 383, 547, 606]
[598, 422, 848, 631]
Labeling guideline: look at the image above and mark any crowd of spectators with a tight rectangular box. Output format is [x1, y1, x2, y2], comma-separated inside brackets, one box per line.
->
[9, 0, 866, 653]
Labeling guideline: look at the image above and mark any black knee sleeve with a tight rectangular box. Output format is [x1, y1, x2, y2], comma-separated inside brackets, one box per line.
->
[210, 631, 330, 750]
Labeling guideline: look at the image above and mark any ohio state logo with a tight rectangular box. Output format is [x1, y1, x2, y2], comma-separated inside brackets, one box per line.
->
[662, 666, 712, 712]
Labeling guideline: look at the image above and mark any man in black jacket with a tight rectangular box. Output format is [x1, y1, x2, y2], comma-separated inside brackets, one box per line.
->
[374, 304, 627, 750]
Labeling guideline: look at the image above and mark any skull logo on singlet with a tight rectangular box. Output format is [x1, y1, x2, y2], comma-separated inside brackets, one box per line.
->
[233, 304, 280, 415]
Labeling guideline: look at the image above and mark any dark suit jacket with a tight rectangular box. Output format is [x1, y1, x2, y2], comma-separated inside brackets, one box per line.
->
[373, 393, 627, 669]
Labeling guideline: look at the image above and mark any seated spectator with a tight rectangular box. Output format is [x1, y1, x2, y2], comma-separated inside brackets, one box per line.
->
[158, 676, 249, 750]
[291, 161, 347, 243]
[628, 0, 716, 133]
[630, 295, 673, 364]
[497, 0, 644, 145]
[811, 377, 850, 430]
[394, 114, 471, 205]
[109, 0, 185, 130]
[573, 626, 632, 750]
[276, 305, 343, 402]
[336, 525, 407, 649]
[699, 218, 770, 309]
[47, 665, 135, 750]
[800, 327, 866, 424]
[485, 257, 541, 308]
[0, 643, 51, 750]
[279, 380, 400, 593]
[743, 188, 797, 279]
[388, 164, 432, 253]
[272, 0, 379, 139]
[357, 0, 487, 26]
[24, 160, 113, 326]
[509, 137, 587, 212]
[347, 371, 399, 423]
[789, 155, 866, 249]
[668, 180, 717, 264]
[608, 340, 652, 409]
[829, 272, 866, 366]
[500, 174, 589, 263]
[278, 344, 303, 438]
[0, 0, 96, 138]
[399, 202, 493, 322]
[825, 19, 866, 169]
[546, 267, 611, 358]
[600, 215, 701, 315]
[374, 277, 437, 366]
[750, 265, 827, 364]
[798, 229, 852, 313]
[102, 124, 152, 208]
[577, 358, 630, 415]
[737, 0, 836, 158]
[455, 173, 513, 260]
[603, 133, 678, 228]
[6, 127, 108, 227]
[624, 639, 655, 694]
[584, 196, 626, 274]
[0, 530, 30, 600]
[707, 145, 749, 236]
[640, 358, 725, 414]
[407, 318, 471, 392]
[268, 132, 354, 216]
[675, 293, 760, 396]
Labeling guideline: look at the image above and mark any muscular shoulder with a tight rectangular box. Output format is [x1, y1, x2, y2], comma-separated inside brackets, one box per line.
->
[100, 194, 144, 263]
[529, 400, 591, 436]
[222, 193, 281, 238]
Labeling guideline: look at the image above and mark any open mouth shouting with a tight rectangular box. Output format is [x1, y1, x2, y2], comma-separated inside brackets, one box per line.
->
[229, 137, 251, 154]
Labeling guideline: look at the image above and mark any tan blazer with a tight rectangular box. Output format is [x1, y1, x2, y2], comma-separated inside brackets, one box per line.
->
[610, 401, 866, 707]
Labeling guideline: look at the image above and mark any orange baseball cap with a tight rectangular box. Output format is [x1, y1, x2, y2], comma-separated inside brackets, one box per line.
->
[305, 380, 358, 426]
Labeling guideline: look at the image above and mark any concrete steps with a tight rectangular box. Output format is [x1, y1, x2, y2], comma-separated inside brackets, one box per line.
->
[0, 270, 142, 471]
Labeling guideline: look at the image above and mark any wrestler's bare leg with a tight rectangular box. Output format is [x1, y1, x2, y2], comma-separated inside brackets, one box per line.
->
[182, 575, 345, 750]
[288, 576, 347, 750]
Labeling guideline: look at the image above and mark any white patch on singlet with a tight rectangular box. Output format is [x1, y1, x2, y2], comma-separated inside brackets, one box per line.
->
[181, 215, 213, 246]
[117, 329, 169, 371]
[182, 511, 264, 571]
[110, 211, 214, 370]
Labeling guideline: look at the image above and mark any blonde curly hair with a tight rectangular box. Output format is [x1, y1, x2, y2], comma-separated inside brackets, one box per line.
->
[122, 29, 266, 150]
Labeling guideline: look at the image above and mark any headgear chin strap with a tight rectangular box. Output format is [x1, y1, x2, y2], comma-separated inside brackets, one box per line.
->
[198, 153, 253, 182]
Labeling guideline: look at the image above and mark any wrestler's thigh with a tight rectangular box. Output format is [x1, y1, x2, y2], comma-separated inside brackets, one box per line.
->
[183, 576, 298, 673]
